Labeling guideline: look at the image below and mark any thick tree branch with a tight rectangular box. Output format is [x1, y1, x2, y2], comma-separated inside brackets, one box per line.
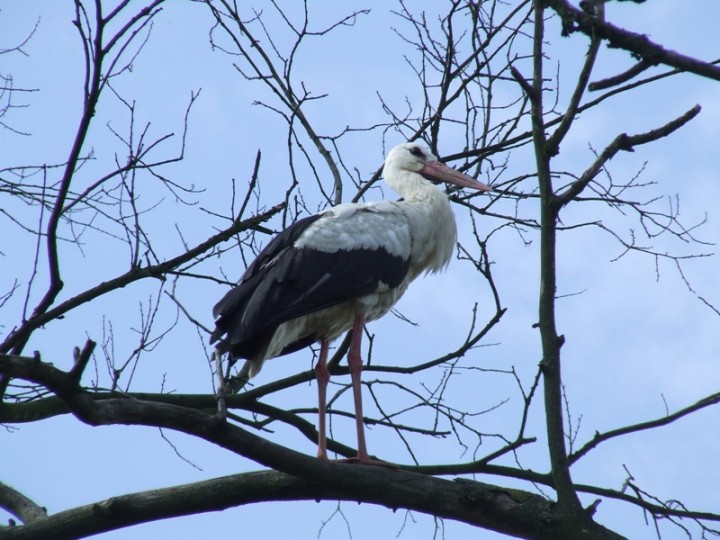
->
[0, 467, 613, 540]
[527, 3, 583, 522]
[545, 0, 720, 82]
[4, 2, 718, 538]
[0, 481, 47, 525]
[0, 353, 624, 540]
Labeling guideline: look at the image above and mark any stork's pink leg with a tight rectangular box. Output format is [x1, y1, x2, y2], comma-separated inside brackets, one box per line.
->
[314, 339, 330, 460]
[348, 312, 370, 462]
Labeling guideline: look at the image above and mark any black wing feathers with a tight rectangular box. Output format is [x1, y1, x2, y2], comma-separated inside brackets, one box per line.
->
[246, 245, 410, 334]
[212, 214, 410, 361]
[238, 214, 323, 287]
[211, 214, 322, 334]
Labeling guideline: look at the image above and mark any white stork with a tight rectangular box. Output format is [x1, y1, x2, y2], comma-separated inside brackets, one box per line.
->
[211, 142, 491, 462]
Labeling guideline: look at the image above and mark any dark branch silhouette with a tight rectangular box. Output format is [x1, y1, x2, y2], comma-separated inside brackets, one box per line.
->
[1, 2, 719, 539]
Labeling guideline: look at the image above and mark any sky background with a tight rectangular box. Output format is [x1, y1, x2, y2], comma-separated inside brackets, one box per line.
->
[2, 1, 720, 539]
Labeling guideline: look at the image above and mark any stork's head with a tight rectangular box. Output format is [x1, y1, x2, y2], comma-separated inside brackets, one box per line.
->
[383, 142, 492, 195]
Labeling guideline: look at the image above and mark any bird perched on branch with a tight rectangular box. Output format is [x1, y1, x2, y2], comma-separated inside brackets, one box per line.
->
[211, 142, 491, 462]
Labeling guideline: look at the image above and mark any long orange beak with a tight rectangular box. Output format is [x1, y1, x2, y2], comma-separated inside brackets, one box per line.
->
[419, 160, 492, 191]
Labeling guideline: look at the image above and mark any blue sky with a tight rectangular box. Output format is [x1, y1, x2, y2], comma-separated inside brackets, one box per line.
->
[2, 1, 720, 539]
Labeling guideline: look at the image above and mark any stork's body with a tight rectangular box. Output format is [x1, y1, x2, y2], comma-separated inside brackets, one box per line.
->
[211, 142, 491, 461]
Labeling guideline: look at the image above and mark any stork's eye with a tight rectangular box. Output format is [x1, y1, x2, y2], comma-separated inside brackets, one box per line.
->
[409, 146, 426, 159]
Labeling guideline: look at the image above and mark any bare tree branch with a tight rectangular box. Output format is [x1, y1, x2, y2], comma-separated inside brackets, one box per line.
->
[0, 480, 47, 525]
[0, 352, 625, 540]
[545, 0, 720, 82]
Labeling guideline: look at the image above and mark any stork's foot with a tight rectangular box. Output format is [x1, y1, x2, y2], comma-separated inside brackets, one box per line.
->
[316, 448, 394, 467]
[318, 454, 397, 468]
[340, 456, 397, 468]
